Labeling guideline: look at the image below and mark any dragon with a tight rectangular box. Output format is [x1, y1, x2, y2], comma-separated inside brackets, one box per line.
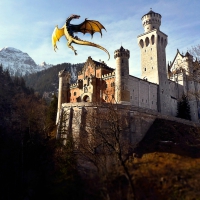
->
[52, 14, 110, 60]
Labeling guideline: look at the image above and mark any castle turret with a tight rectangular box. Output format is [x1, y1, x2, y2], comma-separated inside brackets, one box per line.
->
[142, 9, 161, 33]
[56, 69, 71, 124]
[114, 46, 130, 103]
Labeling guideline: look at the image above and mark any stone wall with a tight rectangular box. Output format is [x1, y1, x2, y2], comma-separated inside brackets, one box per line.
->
[57, 103, 200, 146]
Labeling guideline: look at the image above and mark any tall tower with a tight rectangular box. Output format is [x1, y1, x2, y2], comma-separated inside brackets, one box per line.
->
[114, 46, 130, 103]
[56, 69, 71, 124]
[137, 10, 170, 115]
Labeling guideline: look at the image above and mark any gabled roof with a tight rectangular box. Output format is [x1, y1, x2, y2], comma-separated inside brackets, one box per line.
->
[169, 49, 184, 70]
[80, 56, 114, 74]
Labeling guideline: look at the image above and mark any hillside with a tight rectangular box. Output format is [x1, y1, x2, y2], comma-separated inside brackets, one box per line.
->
[24, 62, 84, 95]
[130, 152, 200, 199]
[99, 119, 200, 199]
[134, 118, 200, 158]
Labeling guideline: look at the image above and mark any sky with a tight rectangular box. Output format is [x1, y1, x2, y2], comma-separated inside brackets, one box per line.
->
[0, 0, 200, 77]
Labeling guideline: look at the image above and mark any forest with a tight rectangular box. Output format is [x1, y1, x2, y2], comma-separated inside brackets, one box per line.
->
[1, 63, 200, 200]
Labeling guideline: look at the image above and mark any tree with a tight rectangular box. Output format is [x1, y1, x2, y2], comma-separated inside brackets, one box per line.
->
[177, 94, 191, 120]
[46, 94, 58, 134]
[188, 44, 200, 61]
[67, 103, 136, 199]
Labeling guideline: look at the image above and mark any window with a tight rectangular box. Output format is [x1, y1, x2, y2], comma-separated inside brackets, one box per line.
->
[144, 68, 146, 71]
[111, 82, 115, 87]
[74, 92, 76, 96]
[145, 37, 150, 46]
[139, 39, 144, 48]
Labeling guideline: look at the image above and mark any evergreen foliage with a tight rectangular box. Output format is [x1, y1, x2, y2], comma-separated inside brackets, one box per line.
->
[177, 94, 191, 120]
[0, 66, 85, 199]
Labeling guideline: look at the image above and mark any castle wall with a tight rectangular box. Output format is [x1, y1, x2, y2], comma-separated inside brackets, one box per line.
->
[128, 75, 158, 111]
[57, 103, 200, 146]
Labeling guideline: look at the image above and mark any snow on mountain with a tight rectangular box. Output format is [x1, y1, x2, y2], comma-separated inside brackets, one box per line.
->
[70, 64, 77, 81]
[0, 47, 52, 76]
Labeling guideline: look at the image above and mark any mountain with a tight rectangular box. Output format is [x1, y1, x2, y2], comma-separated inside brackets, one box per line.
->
[0, 47, 52, 76]
[24, 63, 84, 96]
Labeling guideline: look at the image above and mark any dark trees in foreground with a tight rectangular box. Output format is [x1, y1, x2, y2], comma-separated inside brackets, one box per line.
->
[0, 67, 84, 200]
[177, 94, 191, 120]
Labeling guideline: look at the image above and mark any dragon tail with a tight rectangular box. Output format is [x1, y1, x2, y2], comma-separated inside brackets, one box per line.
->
[74, 39, 110, 60]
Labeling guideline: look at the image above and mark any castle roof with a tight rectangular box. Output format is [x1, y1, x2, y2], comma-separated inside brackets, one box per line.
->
[115, 46, 129, 53]
[120, 46, 125, 51]
[90, 59, 114, 71]
[142, 9, 161, 19]
[185, 51, 191, 57]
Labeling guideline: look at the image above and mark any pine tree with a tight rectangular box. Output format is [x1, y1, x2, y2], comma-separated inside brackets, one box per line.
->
[177, 94, 191, 120]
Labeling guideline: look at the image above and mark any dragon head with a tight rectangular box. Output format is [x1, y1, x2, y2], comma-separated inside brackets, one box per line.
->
[68, 14, 80, 20]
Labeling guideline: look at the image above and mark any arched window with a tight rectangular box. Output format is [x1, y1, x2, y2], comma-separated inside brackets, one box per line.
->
[151, 35, 155, 45]
[145, 37, 150, 47]
[83, 95, 90, 102]
[139, 39, 144, 48]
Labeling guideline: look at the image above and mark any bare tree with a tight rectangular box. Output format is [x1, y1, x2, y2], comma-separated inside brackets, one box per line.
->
[71, 103, 136, 199]
[188, 44, 200, 61]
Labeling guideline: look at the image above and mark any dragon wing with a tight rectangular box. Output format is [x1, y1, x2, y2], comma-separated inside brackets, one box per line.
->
[52, 25, 65, 51]
[71, 19, 106, 37]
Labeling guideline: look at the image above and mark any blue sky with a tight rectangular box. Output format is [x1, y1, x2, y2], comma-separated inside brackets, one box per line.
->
[0, 0, 200, 77]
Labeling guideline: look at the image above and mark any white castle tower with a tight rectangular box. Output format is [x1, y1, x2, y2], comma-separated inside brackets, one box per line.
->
[56, 69, 71, 124]
[114, 46, 130, 103]
[137, 9, 170, 115]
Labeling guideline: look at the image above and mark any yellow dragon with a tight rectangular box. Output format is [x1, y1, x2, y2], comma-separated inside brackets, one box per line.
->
[52, 14, 110, 60]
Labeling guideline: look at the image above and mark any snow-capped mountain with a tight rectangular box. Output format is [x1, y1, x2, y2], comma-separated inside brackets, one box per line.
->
[0, 47, 52, 76]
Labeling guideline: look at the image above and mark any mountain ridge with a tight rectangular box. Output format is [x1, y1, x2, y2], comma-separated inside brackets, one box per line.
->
[0, 47, 52, 76]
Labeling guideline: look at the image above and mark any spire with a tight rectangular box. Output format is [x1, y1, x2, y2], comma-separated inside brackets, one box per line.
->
[185, 51, 191, 57]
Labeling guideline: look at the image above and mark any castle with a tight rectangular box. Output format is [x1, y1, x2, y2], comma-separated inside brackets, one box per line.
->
[57, 10, 200, 124]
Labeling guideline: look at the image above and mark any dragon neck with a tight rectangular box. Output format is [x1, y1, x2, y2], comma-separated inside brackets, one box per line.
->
[66, 17, 72, 25]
